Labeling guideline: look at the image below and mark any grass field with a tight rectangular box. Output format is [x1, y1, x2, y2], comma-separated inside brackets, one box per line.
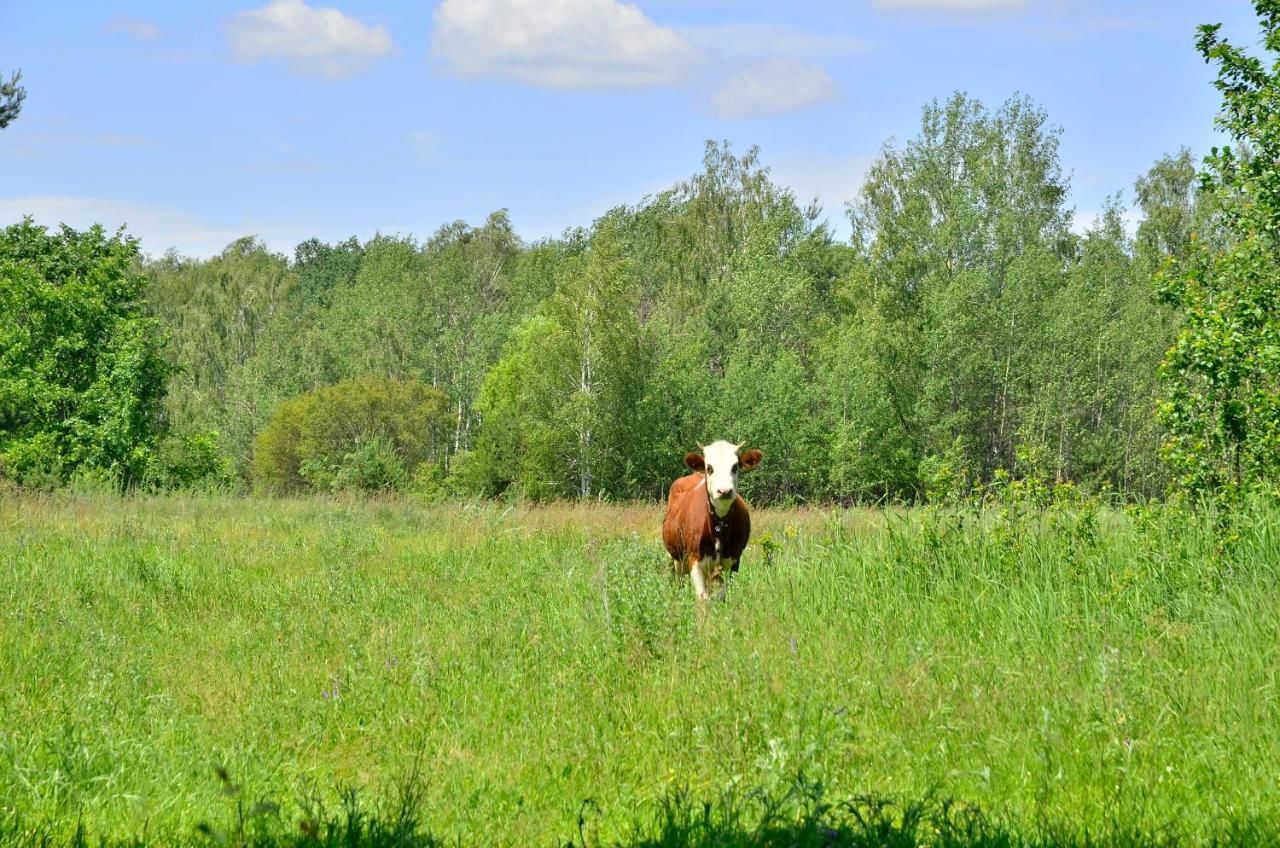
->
[1, 492, 1279, 846]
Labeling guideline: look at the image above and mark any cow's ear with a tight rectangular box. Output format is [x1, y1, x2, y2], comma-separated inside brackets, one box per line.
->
[685, 452, 705, 471]
[739, 449, 762, 471]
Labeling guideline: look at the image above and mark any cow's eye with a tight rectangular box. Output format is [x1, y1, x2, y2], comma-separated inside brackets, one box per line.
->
[706, 465, 714, 475]
[732, 462, 739, 472]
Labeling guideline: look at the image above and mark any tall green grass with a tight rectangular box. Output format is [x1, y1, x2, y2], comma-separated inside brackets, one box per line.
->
[1, 493, 1277, 845]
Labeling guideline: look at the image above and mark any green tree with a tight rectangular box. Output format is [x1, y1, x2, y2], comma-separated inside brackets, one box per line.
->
[0, 70, 24, 129]
[290, 236, 364, 310]
[0, 219, 170, 486]
[818, 274, 920, 501]
[210, 237, 363, 474]
[1135, 149, 1202, 274]
[267, 215, 524, 472]
[323, 235, 432, 381]
[621, 142, 840, 498]
[145, 431, 233, 490]
[845, 92, 1073, 497]
[655, 142, 820, 377]
[1158, 3, 1280, 496]
[709, 210, 836, 503]
[1022, 202, 1168, 495]
[420, 211, 524, 457]
[144, 237, 294, 471]
[472, 225, 643, 499]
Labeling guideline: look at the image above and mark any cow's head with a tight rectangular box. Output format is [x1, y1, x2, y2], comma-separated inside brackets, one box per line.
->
[684, 440, 762, 516]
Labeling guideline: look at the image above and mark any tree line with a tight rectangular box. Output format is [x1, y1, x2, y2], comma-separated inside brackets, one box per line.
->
[4, 2, 1280, 504]
[143, 95, 1206, 502]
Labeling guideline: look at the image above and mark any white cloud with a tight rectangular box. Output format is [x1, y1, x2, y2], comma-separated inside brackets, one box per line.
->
[228, 0, 394, 79]
[105, 15, 161, 41]
[710, 59, 837, 120]
[873, 0, 1024, 10]
[0, 197, 261, 259]
[432, 0, 697, 89]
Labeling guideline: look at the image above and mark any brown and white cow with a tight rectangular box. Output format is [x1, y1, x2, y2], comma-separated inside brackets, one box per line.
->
[662, 440, 763, 600]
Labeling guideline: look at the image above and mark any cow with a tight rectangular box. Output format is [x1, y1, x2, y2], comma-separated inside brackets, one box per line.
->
[662, 440, 763, 600]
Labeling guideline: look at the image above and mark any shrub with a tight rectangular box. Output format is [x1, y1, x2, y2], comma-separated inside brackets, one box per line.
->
[252, 375, 453, 494]
[145, 431, 233, 491]
[330, 436, 409, 493]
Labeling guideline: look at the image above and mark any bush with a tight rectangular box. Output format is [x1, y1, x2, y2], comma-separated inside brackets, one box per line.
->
[252, 375, 453, 494]
[145, 431, 233, 491]
[441, 449, 490, 497]
[408, 459, 448, 500]
[330, 436, 409, 493]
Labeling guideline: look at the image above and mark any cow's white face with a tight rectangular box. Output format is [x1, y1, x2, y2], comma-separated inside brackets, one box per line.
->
[685, 440, 762, 518]
[701, 441, 742, 515]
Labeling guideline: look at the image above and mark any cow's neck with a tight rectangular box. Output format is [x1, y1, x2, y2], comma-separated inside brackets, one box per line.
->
[707, 485, 732, 551]
[699, 476, 733, 521]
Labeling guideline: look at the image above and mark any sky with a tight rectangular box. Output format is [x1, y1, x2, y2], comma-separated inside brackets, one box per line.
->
[0, 0, 1264, 259]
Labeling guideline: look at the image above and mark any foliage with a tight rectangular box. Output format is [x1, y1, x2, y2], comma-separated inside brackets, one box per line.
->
[146, 213, 534, 488]
[251, 374, 453, 494]
[1157, 2, 1280, 498]
[0, 69, 24, 129]
[329, 435, 411, 493]
[290, 235, 364, 310]
[1134, 148, 1203, 274]
[0, 219, 170, 487]
[143, 237, 295, 472]
[71, 95, 1208, 502]
[836, 93, 1174, 501]
[472, 225, 643, 499]
[1024, 202, 1170, 495]
[619, 142, 839, 501]
[144, 430, 233, 491]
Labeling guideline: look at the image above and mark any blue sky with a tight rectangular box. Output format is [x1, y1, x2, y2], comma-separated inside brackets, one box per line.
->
[0, 0, 1262, 258]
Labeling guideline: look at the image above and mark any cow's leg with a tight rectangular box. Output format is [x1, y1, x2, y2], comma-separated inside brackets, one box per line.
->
[713, 558, 737, 601]
[689, 559, 710, 601]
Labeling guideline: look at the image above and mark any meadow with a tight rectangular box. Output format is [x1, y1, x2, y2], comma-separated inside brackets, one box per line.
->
[1, 492, 1279, 846]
